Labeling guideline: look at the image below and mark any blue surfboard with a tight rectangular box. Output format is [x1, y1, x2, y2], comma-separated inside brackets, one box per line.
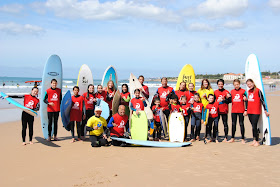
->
[60, 90, 71, 131]
[111, 137, 191, 147]
[96, 98, 110, 120]
[101, 65, 118, 90]
[0, 92, 38, 116]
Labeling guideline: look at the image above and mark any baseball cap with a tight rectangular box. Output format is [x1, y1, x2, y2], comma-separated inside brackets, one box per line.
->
[95, 106, 102, 112]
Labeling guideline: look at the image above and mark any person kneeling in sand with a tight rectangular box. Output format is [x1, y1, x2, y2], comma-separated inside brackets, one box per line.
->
[107, 105, 129, 146]
[86, 106, 108, 147]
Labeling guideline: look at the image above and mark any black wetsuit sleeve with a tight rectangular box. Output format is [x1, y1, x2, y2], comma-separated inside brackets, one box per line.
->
[82, 100, 86, 115]
[168, 104, 172, 110]
[60, 91, 62, 104]
[34, 102, 40, 111]
[8, 95, 25, 98]
[259, 90, 267, 111]
[225, 96, 232, 104]
[43, 92, 49, 104]
[86, 126, 94, 131]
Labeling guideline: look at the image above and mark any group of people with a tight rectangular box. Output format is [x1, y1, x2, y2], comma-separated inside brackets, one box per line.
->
[7, 75, 269, 147]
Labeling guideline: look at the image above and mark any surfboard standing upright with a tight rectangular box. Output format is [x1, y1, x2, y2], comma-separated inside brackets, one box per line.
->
[176, 64, 196, 91]
[245, 54, 271, 145]
[77, 64, 94, 95]
[40, 55, 63, 139]
[101, 65, 118, 91]
[60, 90, 71, 131]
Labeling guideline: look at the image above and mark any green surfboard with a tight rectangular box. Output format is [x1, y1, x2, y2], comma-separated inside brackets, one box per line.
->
[131, 111, 148, 141]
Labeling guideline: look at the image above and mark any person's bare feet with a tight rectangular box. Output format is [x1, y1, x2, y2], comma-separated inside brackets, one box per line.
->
[29, 141, 33, 145]
[71, 138, 75, 143]
[196, 136, 200, 141]
[215, 140, 219, 143]
[222, 138, 228, 142]
[54, 137, 59, 141]
[190, 139, 196, 142]
[206, 139, 212, 143]
[253, 141, 260, 147]
[228, 138, 235, 143]
[47, 136, 51, 142]
[22, 142, 26, 146]
[77, 138, 81, 141]
[241, 139, 246, 144]
[250, 140, 256, 146]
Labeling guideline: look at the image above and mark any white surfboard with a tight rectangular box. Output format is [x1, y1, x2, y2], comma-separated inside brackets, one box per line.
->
[77, 64, 94, 95]
[245, 54, 271, 145]
[40, 55, 63, 139]
[168, 112, 185, 143]
[129, 73, 153, 120]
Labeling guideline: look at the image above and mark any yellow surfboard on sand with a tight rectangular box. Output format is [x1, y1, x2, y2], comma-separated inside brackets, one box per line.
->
[175, 64, 195, 91]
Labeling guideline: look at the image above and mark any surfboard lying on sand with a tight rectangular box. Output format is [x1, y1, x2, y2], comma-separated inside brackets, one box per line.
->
[111, 137, 191, 148]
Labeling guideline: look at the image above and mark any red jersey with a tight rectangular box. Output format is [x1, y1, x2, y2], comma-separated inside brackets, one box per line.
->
[206, 102, 219, 118]
[231, 88, 246, 113]
[152, 105, 161, 122]
[70, 95, 84, 122]
[107, 88, 115, 110]
[24, 95, 39, 110]
[181, 103, 191, 116]
[247, 88, 261, 114]
[175, 90, 187, 104]
[214, 89, 229, 114]
[46, 88, 61, 112]
[142, 85, 149, 99]
[131, 97, 145, 111]
[169, 103, 181, 113]
[110, 113, 128, 137]
[83, 92, 95, 110]
[186, 91, 196, 103]
[157, 86, 174, 109]
[95, 91, 107, 102]
[120, 92, 130, 106]
[192, 102, 203, 113]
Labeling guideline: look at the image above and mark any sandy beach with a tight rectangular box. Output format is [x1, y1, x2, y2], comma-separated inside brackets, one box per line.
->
[0, 90, 279, 187]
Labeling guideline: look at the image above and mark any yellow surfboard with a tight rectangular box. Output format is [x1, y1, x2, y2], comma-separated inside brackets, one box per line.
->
[175, 64, 195, 91]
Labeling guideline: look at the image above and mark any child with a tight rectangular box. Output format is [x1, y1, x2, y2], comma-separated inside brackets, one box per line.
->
[82, 84, 96, 140]
[151, 98, 162, 141]
[108, 105, 129, 146]
[175, 82, 188, 104]
[214, 79, 231, 142]
[6, 87, 40, 145]
[204, 94, 223, 143]
[197, 79, 214, 107]
[70, 86, 85, 143]
[138, 75, 149, 99]
[186, 83, 196, 104]
[168, 94, 181, 113]
[190, 93, 204, 142]
[180, 96, 191, 141]
[95, 85, 108, 102]
[43, 79, 62, 141]
[86, 106, 108, 147]
[228, 79, 247, 144]
[120, 84, 131, 117]
[246, 79, 269, 147]
[130, 89, 147, 115]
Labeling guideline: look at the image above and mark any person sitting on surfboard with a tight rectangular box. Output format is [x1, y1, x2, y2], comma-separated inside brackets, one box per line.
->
[204, 94, 223, 144]
[108, 105, 129, 146]
[180, 96, 191, 141]
[155, 77, 175, 120]
[197, 79, 214, 108]
[214, 79, 232, 142]
[168, 94, 182, 113]
[138, 75, 149, 99]
[86, 106, 108, 147]
[120, 84, 131, 119]
[70, 86, 86, 143]
[82, 84, 97, 140]
[5, 87, 40, 145]
[190, 93, 204, 142]
[95, 85, 109, 102]
[130, 89, 147, 115]
[245, 79, 270, 147]
[228, 79, 248, 144]
[151, 98, 163, 141]
[43, 79, 62, 141]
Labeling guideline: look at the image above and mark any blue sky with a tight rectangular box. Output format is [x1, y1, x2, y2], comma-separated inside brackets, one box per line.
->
[0, 0, 280, 79]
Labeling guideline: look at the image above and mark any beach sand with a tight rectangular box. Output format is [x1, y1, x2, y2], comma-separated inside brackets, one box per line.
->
[0, 91, 280, 187]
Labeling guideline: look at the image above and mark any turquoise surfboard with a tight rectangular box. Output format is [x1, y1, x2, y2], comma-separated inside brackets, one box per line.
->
[40, 55, 63, 139]
[111, 137, 191, 147]
[101, 65, 118, 90]
[96, 98, 110, 120]
[0, 92, 38, 116]
[60, 90, 71, 131]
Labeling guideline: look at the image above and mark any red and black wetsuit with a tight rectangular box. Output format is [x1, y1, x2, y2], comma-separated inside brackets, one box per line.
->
[181, 103, 191, 140]
[82, 92, 96, 136]
[70, 95, 85, 139]
[205, 102, 219, 139]
[142, 84, 149, 99]
[151, 105, 162, 139]
[191, 101, 204, 139]
[108, 113, 129, 146]
[156, 86, 175, 119]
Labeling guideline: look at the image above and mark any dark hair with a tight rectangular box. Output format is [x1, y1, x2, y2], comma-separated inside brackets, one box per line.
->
[194, 93, 201, 102]
[217, 79, 224, 85]
[138, 75, 144, 79]
[51, 79, 57, 83]
[201, 79, 212, 90]
[179, 82, 188, 91]
[73, 86, 79, 91]
[32, 87, 38, 91]
[87, 84, 94, 99]
[171, 94, 178, 101]
[122, 84, 129, 93]
[208, 94, 214, 98]
[134, 89, 140, 94]
[97, 85, 102, 88]
[154, 97, 160, 102]
[233, 79, 240, 84]
[181, 95, 187, 100]
[161, 77, 167, 82]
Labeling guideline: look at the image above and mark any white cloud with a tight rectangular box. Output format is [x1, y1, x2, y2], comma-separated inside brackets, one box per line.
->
[0, 3, 24, 13]
[188, 23, 216, 32]
[223, 20, 246, 29]
[0, 22, 44, 35]
[268, 0, 280, 10]
[183, 0, 248, 19]
[218, 38, 235, 49]
[39, 0, 181, 23]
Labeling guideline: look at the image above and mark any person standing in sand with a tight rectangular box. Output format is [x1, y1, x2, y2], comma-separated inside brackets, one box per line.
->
[86, 106, 108, 147]
[44, 79, 62, 141]
[138, 75, 149, 99]
[245, 79, 270, 147]
[104, 80, 116, 121]
[190, 93, 204, 142]
[197, 79, 214, 108]
[6, 87, 40, 145]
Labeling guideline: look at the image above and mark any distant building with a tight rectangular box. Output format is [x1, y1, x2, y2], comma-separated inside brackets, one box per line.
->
[223, 73, 244, 80]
